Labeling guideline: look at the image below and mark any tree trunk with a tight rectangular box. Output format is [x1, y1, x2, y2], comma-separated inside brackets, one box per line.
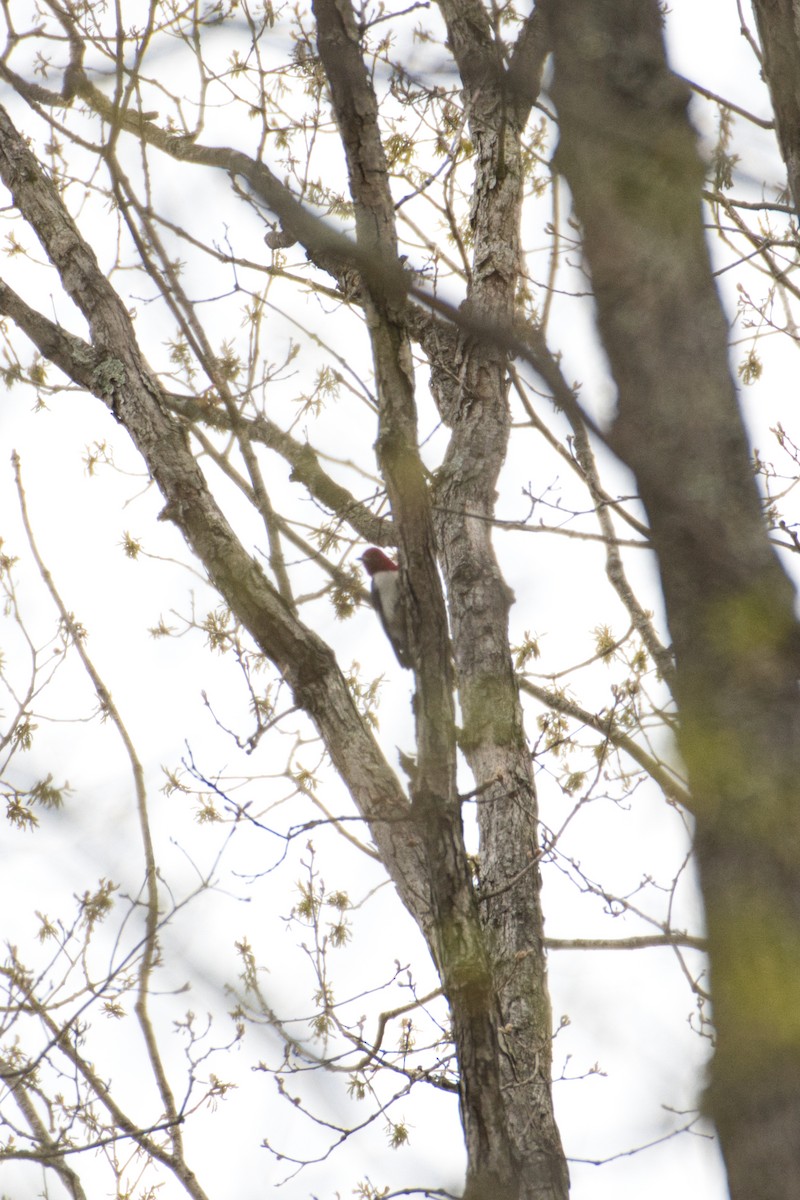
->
[425, 5, 568, 1196]
[543, 2, 800, 1197]
[750, 0, 800, 212]
[306, 2, 569, 1196]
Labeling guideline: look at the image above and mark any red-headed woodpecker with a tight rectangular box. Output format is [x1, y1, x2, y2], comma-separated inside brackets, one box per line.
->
[359, 547, 412, 669]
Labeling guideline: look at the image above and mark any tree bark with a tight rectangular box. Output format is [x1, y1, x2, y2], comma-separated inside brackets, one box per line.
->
[750, 0, 800, 212]
[426, 5, 568, 1197]
[310, 3, 566, 1196]
[543, 2, 800, 1197]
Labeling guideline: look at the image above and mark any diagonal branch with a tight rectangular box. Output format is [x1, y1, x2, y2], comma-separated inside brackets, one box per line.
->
[520, 677, 690, 808]
[0, 278, 387, 546]
[0, 100, 434, 943]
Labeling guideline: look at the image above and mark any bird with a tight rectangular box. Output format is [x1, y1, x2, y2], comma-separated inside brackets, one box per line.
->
[359, 547, 412, 669]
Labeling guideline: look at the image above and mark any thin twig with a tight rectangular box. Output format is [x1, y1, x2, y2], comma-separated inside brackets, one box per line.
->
[12, 452, 190, 1172]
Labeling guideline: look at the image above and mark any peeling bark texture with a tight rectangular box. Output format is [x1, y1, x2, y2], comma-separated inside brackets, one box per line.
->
[750, 0, 800, 213]
[543, 2, 800, 1196]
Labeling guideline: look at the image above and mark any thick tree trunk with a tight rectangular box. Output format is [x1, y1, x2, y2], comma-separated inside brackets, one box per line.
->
[542, 3, 800, 1197]
[311, 3, 567, 1196]
[428, 5, 568, 1198]
[311, 1, 568, 1194]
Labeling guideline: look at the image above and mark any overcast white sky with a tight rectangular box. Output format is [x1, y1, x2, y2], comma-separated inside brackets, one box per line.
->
[0, 3, 793, 1198]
